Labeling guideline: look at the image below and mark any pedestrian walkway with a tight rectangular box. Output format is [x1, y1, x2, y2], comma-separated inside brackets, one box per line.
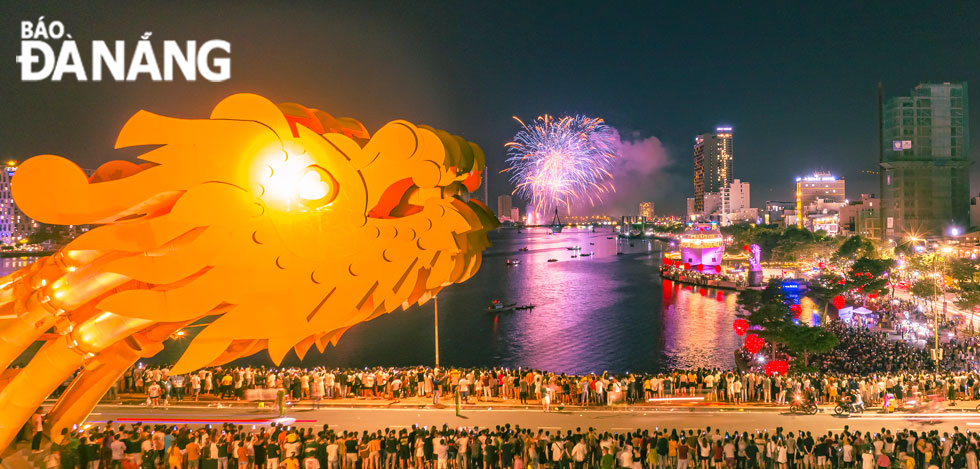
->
[90, 392, 980, 414]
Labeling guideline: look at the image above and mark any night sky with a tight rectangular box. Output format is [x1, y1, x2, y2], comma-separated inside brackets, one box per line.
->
[2, 1, 979, 215]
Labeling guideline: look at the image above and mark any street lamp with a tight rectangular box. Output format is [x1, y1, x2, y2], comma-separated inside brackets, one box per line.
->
[931, 246, 953, 374]
[433, 295, 440, 369]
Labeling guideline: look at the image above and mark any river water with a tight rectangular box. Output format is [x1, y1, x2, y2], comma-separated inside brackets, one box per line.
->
[1, 228, 744, 374]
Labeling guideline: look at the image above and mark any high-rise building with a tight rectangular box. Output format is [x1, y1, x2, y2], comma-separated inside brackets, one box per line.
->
[510, 207, 520, 223]
[839, 194, 881, 239]
[639, 201, 655, 220]
[0, 161, 36, 244]
[881, 82, 970, 239]
[703, 179, 754, 225]
[497, 194, 513, 222]
[693, 127, 733, 212]
[971, 193, 980, 229]
[795, 172, 846, 228]
[794, 172, 846, 232]
[764, 200, 794, 225]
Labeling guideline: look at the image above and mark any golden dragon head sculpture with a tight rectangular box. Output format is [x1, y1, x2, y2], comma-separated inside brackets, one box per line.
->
[0, 94, 497, 449]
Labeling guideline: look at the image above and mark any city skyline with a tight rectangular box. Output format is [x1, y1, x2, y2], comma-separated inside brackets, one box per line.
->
[2, 2, 980, 216]
[4, 3, 980, 455]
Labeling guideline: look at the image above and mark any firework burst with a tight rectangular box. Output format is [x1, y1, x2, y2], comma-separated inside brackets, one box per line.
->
[504, 114, 617, 215]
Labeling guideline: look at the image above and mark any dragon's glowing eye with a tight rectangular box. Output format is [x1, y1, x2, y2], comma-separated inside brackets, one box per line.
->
[299, 171, 329, 200]
[298, 165, 338, 208]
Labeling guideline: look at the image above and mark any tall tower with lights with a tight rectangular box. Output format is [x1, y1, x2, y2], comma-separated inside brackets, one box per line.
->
[693, 127, 734, 213]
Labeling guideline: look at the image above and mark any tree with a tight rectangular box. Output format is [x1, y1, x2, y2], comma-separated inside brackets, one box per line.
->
[955, 283, 980, 313]
[26, 230, 57, 245]
[910, 278, 942, 301]
[808, 272, 849, 320]
[781, 324, 839, 368]
[948, 258, 979, 286]
[738, 279, 841, 368]
[738, 280, 794, 350]
[833, 235, 875, 263]
[846, 257, 895, 297]
[736, 280, 783, 315]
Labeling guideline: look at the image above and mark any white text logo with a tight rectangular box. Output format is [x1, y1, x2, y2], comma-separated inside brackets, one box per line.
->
[16, 17, 231, 82]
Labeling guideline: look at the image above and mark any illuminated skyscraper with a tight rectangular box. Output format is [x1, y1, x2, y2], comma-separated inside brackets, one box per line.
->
[0, 161, 36, 245]
[639, 201, 654, 220]
[881, 82, 969, 239]
[795, 172, 845, 230]
[693, 127, 733, 212]
[497, 194, 513, 222]
[796, 172, 845, 207]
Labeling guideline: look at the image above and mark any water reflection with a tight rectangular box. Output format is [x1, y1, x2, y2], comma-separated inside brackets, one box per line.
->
[0, 257, 35, 274]
[661, 279, 740, 370]
[0, 231, 749, 374]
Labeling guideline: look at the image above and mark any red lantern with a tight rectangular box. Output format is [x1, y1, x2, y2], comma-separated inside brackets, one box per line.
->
[818, 262, 826, 269]
[765, 360, 788, 376]
[662, 257, 672, 265]
[696, 264, 704, 272]
[869, 293, 879, 300]
[837, 279, 845, 285]
[832, 295, 845, 309]
[715, 265, 722, 273]
[733, 319, 749, 336]
[745, 334, 765, 354]
[743, 245, 750, 251]
[684, 262, 691, 270]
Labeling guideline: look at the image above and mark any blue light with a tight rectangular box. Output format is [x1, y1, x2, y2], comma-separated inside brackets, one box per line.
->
[780, 279, 802, 291]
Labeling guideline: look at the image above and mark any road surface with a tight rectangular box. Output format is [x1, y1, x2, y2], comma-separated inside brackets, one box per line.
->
[84, 404, 980, 435]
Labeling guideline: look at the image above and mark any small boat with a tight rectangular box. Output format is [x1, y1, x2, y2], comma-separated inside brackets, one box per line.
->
[589, 242, 595, 245]
[547, 258, 558, 262]
[607, 237, 614, 239]
[518, 247, 529, 252]
[566, 246, 581, 251]
[616, 252, 624, 256]
[506, 259, 520, 266]
[487, 300, 516, 313]
[571, 255, 578, 258]
[580, 253, 593, 257]
[515, 304, 535, 311]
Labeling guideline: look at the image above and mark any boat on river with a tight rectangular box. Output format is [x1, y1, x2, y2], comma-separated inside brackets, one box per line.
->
[487, 300, 516, 313]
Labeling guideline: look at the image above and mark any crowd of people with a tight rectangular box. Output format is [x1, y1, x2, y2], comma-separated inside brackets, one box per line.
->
[807, 322, 980, 375]
[30, 421, 980, 469]
[83, 286, 971, 414]
[112, 358, 980, 413]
